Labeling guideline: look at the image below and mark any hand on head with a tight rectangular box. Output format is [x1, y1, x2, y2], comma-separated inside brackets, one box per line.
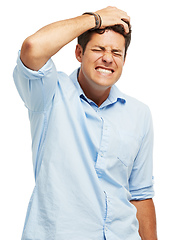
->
[95, 6, 131, 34]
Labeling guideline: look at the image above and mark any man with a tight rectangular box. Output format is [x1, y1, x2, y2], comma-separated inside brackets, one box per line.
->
[13, 6, 157, 240]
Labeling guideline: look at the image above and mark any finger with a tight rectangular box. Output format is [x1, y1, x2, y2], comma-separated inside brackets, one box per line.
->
[117, 10, 130, 33]
[121, 18, 130, 33]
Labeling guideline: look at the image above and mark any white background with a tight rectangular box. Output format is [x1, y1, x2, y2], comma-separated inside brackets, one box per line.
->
[1, 0, 180, 239]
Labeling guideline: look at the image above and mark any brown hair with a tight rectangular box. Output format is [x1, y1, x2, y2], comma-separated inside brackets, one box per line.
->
[78, 23, 132, 57]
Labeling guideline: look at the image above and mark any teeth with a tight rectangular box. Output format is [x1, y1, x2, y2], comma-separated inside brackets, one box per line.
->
[96, 68, 112, 74]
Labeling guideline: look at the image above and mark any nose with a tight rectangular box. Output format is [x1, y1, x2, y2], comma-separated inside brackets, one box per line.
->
[102, 51, 113, 64]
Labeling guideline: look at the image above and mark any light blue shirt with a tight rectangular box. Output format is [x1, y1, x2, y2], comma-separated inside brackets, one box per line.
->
[13, 51, 154, 240]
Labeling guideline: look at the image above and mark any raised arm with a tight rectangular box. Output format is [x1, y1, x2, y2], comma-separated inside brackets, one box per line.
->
[20, 6, 130, 71]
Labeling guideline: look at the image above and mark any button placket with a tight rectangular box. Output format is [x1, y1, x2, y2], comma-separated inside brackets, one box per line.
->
[95, 117, 109, 177]
[103, 191, 112, 236]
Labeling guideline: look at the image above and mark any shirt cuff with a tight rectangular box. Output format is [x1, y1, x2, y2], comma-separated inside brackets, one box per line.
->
[16, 50, 54, 80]
[130, 184, 155, 201]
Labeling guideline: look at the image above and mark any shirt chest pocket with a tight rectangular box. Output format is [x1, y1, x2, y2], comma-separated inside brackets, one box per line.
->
[117, 132, 140, 169]
[105, 131, 141, 187]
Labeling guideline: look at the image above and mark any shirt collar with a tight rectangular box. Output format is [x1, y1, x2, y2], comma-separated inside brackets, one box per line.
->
[69, 68, 126, 107]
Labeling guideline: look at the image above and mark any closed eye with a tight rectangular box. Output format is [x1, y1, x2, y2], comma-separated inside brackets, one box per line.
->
[92, 49, 102, 52]
[91, 47, 104, 53]
[112, 51, 123, 57]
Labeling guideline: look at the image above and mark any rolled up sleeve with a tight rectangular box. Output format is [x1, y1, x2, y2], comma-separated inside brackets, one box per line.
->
[13, 51, 58, 112]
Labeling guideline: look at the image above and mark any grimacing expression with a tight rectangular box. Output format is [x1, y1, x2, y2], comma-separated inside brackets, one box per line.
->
[76, 30, 126, 91]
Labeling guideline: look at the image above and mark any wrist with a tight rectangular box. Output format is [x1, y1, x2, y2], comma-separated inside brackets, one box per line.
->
[83, 12, 102, 30]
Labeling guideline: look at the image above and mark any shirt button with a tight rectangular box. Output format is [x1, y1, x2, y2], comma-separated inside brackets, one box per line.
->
[120, 98, 126, 104]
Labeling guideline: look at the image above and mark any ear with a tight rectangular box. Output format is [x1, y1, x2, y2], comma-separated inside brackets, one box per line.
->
[75, 44, 83, 63]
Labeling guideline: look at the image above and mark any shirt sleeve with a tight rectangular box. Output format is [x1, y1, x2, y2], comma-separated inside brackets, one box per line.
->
[13, 51, 58, 112]
[129, 106, 155, 201]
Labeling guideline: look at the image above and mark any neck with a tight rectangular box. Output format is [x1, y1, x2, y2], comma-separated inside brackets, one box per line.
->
[85, 87, 111, 107]
[78, 74, 111, 107]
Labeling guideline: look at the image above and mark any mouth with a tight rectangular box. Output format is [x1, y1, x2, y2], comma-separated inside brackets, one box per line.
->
[95, 67, 114, 74]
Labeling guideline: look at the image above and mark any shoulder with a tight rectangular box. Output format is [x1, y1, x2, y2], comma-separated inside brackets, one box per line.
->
[117, 90, 153, 129]
[121, 91, 151, 114]
[56, 70, 79, 98]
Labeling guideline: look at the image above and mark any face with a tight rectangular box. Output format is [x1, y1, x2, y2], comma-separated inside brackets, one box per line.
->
[76, 30, 126, 94]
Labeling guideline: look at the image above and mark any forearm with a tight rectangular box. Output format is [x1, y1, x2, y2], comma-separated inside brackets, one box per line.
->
[131, 199, 158, 240]
[20, 14, 95, 70]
